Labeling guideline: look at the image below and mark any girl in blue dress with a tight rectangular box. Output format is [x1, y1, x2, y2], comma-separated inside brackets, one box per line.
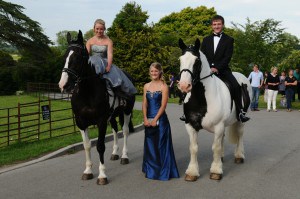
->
[142, 62, 179, 181]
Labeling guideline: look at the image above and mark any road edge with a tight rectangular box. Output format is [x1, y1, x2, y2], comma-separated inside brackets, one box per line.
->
[0, 124, 144, 175]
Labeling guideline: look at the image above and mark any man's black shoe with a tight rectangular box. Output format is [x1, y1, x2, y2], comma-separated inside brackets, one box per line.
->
[179, 115, 186, 121]
[239, 113, 250, 123]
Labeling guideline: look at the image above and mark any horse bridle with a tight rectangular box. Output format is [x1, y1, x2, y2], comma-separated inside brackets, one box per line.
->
[62, 44, 89, 84]
[179, 50, 214, 86]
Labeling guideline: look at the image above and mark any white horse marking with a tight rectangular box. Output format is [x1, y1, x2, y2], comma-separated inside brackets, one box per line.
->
[121, 113, 131, 159]
[185, 123, 200, 177]
[178, 53, 197, 93]
[80, 129, 93, 175]
[98, 162, 107, 178]
[112, 128, 119, 155]
[58, 50, 74, 91]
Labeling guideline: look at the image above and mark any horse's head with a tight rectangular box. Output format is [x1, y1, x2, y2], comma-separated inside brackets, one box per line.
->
[177, 38, 201, 93]
[58, 30, 89, 93]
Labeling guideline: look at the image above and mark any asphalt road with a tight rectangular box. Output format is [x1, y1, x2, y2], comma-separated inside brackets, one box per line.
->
[1, 102, 300, 199]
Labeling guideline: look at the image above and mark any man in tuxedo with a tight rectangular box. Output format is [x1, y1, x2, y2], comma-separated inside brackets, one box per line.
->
[200, 15, 249, 122]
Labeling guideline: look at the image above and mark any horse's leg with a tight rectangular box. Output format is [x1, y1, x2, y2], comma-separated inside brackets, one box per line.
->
[120, 113, 130, 165]
[185, 124, 199, 181]
[210, 124, 225, 180]
[80, 129, 94, 180]
[96, 120, 108, 185]
[234, 123, 245, 164]
[221, 132, 225, 162]
[110, 117, 119, 160]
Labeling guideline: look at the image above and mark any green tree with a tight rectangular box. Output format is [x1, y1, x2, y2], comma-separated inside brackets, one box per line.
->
[84, 29, 94, 41]
[0, 0, 52, 56]
[107, 1, 149, 37]
[154, 6, 216, 46]
[107, 2, 169, 92]
[153, 6, 217, 75]
[0, 50, 15, 67]
[56, 30, 78, 50]
[0, 50, 17, 94]
[0, 67, 17, 95]
[278, 50, 300, 71]
[230, 18, 299, 74]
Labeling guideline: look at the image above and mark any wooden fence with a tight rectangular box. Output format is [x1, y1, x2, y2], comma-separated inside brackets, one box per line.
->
[0, 83, 77, 148]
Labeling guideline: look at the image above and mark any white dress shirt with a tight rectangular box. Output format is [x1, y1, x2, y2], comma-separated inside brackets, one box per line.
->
[213, 33, 222, 53]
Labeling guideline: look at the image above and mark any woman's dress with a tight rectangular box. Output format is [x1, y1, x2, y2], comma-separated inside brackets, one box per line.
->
[88, 45, 137, 96]
[142, 91, 179, 180]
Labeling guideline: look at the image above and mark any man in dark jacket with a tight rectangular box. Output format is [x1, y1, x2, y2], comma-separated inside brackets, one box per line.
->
[200, 15, 249, 122]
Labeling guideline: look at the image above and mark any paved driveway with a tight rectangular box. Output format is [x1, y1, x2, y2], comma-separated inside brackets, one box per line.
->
[0, 102, 299, 199]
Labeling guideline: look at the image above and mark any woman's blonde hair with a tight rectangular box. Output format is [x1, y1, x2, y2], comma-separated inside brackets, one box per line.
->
[149, 62, 164, 81]
[94, 19, 106, 29]
[271, 66, 278, 73]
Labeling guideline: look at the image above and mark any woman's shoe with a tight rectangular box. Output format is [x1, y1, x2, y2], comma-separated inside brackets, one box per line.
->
[273, 109, 277, 112]
[267, 109, 271, 112]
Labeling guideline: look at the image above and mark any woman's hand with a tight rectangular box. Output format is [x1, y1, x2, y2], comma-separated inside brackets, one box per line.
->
[105, 66, 111, 73]
[150, 119, 158, 127]
[144, 118, 150, 127]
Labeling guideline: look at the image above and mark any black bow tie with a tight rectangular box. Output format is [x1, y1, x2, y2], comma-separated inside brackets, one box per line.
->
[213, 33, 222, 37]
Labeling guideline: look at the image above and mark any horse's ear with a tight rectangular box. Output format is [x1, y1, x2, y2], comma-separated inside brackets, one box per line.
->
[179, 38, 187, 50]
[195, 38, 200, 51]
[78, 30, 83, 44]
[67, 32, 71, 44]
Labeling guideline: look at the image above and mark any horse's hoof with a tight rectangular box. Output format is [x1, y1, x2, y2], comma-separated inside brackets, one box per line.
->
[97, 178, 108, 185]
[110, 154, 119, 161]
[234, 158, 244, 164]
[120, 158, 129, 165]
[81, 173, 93, 180]
[185, 174, 198, 182]
[210, 173, 222, 180]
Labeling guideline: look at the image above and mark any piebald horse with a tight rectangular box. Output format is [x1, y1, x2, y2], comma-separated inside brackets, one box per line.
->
[177, 38, 251, 181]
[58, 31, 135, 185]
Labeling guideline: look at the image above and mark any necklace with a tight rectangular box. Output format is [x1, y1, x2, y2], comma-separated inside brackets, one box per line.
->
[96, 36, 105, 42]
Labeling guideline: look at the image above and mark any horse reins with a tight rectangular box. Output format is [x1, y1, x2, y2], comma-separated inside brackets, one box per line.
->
[179, 55, 215, 86]
[62, 44, 103, 85]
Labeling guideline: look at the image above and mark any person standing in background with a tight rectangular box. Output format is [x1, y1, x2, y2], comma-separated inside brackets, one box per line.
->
[168, 73, 176, 98]
[265, 67, 280, 112]
[285, 69, 298, 112]
[263, 71, 269, 103]
[293, 68, 300, 101]
[279, 71, 286, 96]
[248, 64, 264, 111]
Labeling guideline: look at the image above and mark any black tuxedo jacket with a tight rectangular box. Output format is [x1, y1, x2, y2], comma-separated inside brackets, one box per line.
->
[201, 33, 234, 74]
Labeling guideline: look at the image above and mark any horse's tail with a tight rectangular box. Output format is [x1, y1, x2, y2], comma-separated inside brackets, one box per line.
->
[241, 83, 251, 113]
[227, 122, 243, 144]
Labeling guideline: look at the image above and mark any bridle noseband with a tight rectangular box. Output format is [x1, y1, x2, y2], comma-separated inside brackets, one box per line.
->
[179, 48, 214, 86]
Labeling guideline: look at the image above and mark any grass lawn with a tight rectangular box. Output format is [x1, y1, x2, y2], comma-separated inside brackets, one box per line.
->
[0, 94, 143, 167]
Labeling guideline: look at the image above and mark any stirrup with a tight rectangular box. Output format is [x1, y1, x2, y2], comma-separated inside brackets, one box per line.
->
[239, 113, 250, 123]
[119, 98, 127, 107]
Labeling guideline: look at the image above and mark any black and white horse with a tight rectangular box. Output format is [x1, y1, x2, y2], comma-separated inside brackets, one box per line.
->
[177, 39, 251, 181]
[58, 31, 135, 185]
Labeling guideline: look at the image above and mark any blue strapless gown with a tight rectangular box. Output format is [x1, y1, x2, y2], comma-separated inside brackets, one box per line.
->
[142, 91, 179, 180]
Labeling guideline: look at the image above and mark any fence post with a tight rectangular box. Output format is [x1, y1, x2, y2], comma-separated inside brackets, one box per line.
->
[49, 97, 52, 138]
[7, 108, 10, 146]
[37, 97, 41, 140]
[17, 103, 21, 141]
